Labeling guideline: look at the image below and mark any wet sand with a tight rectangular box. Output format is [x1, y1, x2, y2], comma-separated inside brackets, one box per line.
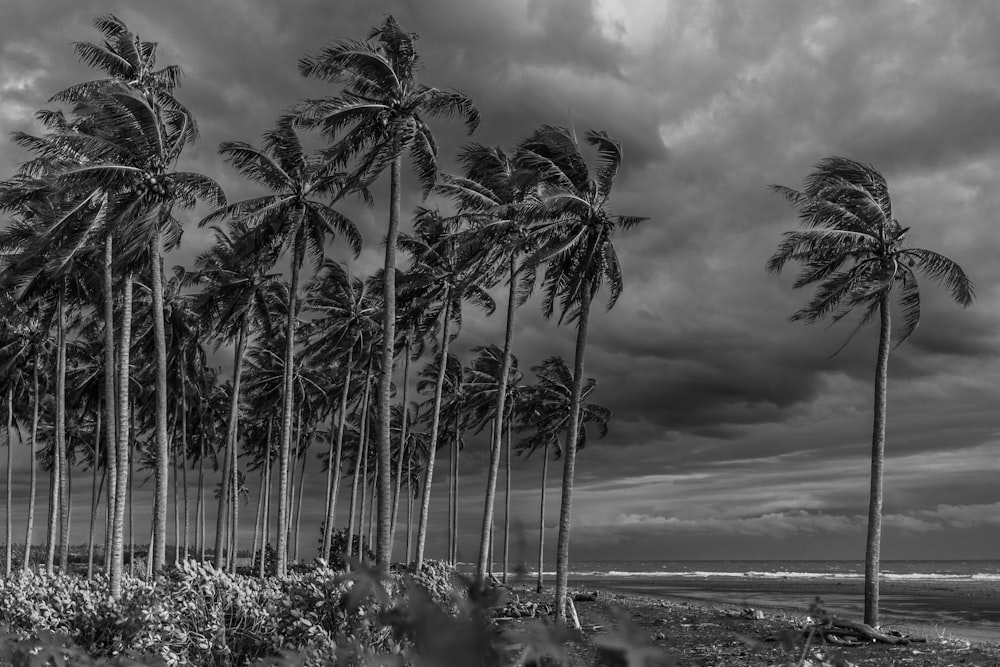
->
[569, 575, 1000, 644]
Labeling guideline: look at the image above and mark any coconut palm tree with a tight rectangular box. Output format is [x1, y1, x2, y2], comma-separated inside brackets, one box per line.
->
[303, 260, 381, 560]
[297, 15, 479, 572]
[516, 125, 644, 621]
[516, 356, 610, 593]
[436, 144, 542, 579]
[187, 223, 281, 570]
[202, 119, 361, 576]
[401, 210, 495, 566]
[766, 156, 974, 627]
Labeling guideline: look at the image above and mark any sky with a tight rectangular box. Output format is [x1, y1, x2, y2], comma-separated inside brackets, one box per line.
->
[1, 0, 999, 565]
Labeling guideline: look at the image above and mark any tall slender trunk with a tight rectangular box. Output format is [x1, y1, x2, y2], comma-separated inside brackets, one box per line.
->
[57, 286, 70, 571]
[149, 229, 170, 572]
[406, 446, 413, 563]
[375, 156, 402, 574]
[128, 407, 135, 577]
[285, 409, 301, 561]
[554, 286, 592, 623]
[536, 439, 549, 593]
[251, 465, 264, 567]
[180, 365, 189, 561]
[24, 359, 39, 571]
[275, 230, 303, 577]
[110, 272, 134, 599]
[503, 414, 512, 584]
[87, 404, 102, 578]
[358, 427, 370, 561]
[864, 296, 891, 628]
[259, 415, 273, 579]
[215, 323, 248, 569]
[49, 287, 66, 574]
[367, 456, 377, 561]
[320, 345, 354, 559]
[347, 359, 373, 562]
[293, 432, 308, 563]
[415, 294, 452, 566]
[389, 334, 411, 559]
[197, 404, 205, 561]
[448, 420, 455, 565]
[476, 254, 518, 579]
[4, 385, 12, 577]
[173, 426, 180, 565]
[322, 346, 353, 559]
[103, 233, 117, 575]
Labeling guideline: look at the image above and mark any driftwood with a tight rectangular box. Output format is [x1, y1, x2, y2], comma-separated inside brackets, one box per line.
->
[573, 591, 599, 602]
[769, 617, 927, 647]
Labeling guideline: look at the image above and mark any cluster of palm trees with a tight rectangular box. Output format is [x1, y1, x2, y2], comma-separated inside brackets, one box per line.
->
[0, 14, 639, 620]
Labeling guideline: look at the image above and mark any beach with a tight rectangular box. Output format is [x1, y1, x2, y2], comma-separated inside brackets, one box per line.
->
[568, 574, 1000, 644]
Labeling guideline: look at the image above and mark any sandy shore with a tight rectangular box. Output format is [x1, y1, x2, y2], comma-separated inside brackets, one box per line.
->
[569, 574, 1000, 644]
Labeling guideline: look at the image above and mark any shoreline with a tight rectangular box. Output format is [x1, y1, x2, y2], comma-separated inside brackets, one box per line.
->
[567, 574, 1000, 645]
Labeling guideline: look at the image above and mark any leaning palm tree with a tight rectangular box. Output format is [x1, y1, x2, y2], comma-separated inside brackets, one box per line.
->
[517, 125, 645, 622]
[436, 143, 541, 580]
[516, 356, 610, 593]
[400, 210, 495, 566]
[297, 15, 479, 572]
[187, 223, 281, 570]
[766, 156, 974, 628]
[202, 119, 361, 577]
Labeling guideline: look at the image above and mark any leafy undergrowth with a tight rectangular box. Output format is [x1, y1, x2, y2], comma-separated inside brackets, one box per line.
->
[2, 561, 998, 666]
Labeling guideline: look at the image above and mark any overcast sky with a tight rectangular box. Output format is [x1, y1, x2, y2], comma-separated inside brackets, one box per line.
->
[2, 0, 999, 565]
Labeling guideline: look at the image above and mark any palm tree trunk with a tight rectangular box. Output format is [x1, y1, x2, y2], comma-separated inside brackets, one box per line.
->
[555, 286, 592, 623]
[102, 233, 117, 575]
[503, 415, 512, 584]
[180, 364, 189, 561]
[285, 408, 301, 562]
[358, 431, 370, 561]
[415, 293, 452, 567]
[259, 433, 272, 580]
[87, 404, 102, 578]
[864, 296, 891, 628]
[322, 346, 353, 559]
[149, 229, 170, 573]
[5, 385, 12, 578]
[375, 155, 402, 574]
[293, 433, 308, 563]
[173, 428, 180, 565]
[536, 439, 549, 594]
[476, 254, 518, 579]
[389, 334, 411, 559]
[348, 360, 373, 561]
[251, 466, 263, 567]
[197, 405, 205, 561]
[215, 323, 248, 570]
[447, 429, 455, 565]
[275, 229, 303, 577]
[110, 271, 134, 599]
[24, 359, 39, 571]
[57, 285, 70, 572]
[406, 447, 413, 564]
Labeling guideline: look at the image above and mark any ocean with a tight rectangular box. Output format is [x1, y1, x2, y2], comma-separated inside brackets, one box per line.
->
[529, 559, 1000, 582]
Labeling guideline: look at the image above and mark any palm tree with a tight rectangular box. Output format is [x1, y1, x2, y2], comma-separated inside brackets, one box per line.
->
[303, 260, 381, 561]
[766, 156, 974, 627]
[517, 125, 644, 621]
[401, 210, 495, 566]
[436, 144, 541, 579]
[297, 15, 479, 572]
[187, 223, 281, 570]
[516, 356, 610, 593]
[202, 119, 361, 576]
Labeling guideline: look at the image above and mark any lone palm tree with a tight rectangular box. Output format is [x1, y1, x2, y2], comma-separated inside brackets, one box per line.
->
[297, 16, 479, 572]
[518, 126, 644, 622]
[767, 156, 974, 627]
[202, 119, 361, 576]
